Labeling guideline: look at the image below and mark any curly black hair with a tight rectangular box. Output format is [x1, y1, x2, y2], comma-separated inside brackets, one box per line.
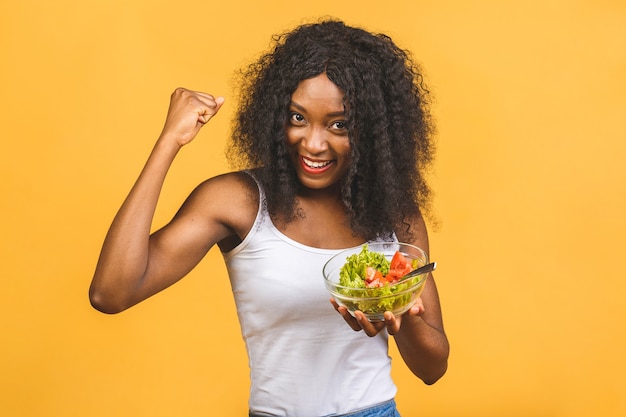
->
[227, 18, 436, 241]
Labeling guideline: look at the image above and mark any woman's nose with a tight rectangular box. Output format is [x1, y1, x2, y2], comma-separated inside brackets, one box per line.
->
[302, 127, 328, 154]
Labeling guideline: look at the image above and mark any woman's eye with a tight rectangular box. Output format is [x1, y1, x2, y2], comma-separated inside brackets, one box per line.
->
[332, 121, 347, 130]
[290, 113, 305, 124]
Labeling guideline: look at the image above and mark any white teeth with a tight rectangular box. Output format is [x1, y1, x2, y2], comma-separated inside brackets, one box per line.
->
[303, 158, 331, 168]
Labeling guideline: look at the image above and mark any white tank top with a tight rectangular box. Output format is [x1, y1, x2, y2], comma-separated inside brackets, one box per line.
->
[222, 174, 396, 416]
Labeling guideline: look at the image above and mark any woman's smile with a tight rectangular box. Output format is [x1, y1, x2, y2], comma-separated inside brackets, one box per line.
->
[300, 155, 334, 173]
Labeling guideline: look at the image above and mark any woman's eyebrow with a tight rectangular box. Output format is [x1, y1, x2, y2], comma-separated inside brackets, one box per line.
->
[289, 101, 306, 111]
[289, 101, 345, 117]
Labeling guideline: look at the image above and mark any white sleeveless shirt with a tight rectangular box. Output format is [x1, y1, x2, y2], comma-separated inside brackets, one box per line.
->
[222, 175, 396, 416]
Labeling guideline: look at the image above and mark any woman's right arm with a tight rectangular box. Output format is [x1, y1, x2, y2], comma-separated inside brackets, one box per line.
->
[89, 88, 226, 314]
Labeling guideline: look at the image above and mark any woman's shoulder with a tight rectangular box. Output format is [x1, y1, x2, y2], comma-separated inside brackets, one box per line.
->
[190, 170, 260, 208]
[183, 171, 261, 251]
[394, 212, 430, 254]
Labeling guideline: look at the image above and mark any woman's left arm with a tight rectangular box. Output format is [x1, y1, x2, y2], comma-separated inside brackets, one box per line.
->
[390, 215, 449, 383]
[390, 273, 449, 384]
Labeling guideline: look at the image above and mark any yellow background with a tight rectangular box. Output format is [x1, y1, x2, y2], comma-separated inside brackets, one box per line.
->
[1, 0, 625, 415]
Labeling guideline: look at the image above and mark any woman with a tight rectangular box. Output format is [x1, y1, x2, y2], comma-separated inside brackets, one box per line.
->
[90, 19, 449, 416]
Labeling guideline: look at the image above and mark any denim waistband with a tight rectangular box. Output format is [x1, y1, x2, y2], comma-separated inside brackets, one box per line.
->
[249, 398, 400, 417]
[331, 398, 400, 417]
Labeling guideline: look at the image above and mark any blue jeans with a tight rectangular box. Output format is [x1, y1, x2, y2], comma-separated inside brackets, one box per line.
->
[331, 399, 401, 417]
[249, 399, 401, 417]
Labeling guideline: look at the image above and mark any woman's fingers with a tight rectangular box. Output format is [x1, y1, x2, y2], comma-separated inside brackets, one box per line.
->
[159, 88, 225, 146]
[330, 299, 362, 331]
[197, 95, 225, 124]
[354, 311, 386, 337]
[331, 298, 427, 337]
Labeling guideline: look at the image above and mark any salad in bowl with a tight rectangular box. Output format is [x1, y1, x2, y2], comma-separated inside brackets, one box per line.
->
[323, 242, 433, 321]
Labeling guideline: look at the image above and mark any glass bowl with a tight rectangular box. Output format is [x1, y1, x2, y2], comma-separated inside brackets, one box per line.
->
[323, 242, 429, 321]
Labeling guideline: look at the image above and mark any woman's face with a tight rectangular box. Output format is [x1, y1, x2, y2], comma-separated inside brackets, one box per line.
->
[285, 72, 351, 191]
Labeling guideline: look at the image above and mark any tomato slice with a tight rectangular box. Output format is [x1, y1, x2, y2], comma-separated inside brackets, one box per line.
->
[386, 268, 404, 281]
[390, 251, 410, 269]
[366, 278, 385, 288]
[363, 251, 416, 288]
[365, 266, 383, 283]
[387, 251, 413, 282]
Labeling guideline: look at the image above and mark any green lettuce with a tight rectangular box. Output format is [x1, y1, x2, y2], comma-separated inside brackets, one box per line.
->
[338, 244, 389, 288]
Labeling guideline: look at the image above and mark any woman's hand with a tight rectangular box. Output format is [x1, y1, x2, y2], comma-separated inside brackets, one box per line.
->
[159, 88, 225, 147]
[330, 297, 425, 337]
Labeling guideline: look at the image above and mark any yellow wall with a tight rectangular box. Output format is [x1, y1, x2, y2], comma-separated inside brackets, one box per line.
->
[1, 0, 625, 415]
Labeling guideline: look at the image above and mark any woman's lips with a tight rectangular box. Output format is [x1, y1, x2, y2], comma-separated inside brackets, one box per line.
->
[300, 155, 333, 174]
